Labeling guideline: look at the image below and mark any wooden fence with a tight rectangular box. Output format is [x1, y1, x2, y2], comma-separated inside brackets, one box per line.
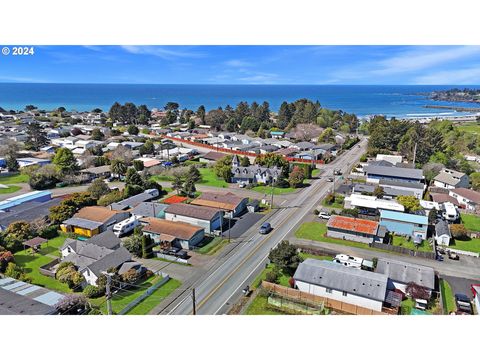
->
[261, 281, 387, 315]
[162, 135, 325, 164]
[369, 242, 436, 260]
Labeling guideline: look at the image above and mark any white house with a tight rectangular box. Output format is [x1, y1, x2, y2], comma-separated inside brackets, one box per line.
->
[375, 258, 435, 297]
[433, 168, 469, 189]
[449, 188, 480, 212]
[376, 154, 402, 165]
[293, 259, 388, 312]
[164, 203, 223, 234]
[435, 220, 451, 246]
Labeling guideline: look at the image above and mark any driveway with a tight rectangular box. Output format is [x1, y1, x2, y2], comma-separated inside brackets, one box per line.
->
[136, 257, 195, 282]
[442, 275, 478, 299]
[222, 212, 265, 239]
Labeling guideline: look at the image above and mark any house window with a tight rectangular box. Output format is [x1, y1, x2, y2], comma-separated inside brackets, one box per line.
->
[342, 291, 347, 297]
[326, 288, 332, 294]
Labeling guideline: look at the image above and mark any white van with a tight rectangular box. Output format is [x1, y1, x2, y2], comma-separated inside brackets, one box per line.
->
[442, 202, 458, 222]
[113, 215, 141, 237]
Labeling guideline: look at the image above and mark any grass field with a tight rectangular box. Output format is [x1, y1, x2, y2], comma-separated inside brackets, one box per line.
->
[245, 292, 290, 315]
[392, 235, 433, 252]
[456, 123, 480, 134]
[12, 233, 71, 292]
[251, 185, 298, 195]
[198, 167, 228, 188]
[449, 238, 480, 253]
[298, 252, 333, 261]
[295, 222, 373, 250]
[90, 276, 181, 315]
[251, 264, 291, 289]
[195, 236, 230, 255]
[461, 213, 480, 232]
[440, 279, 456, 314]
[0, 184, 21, 194]
[0, 173, 29, 184]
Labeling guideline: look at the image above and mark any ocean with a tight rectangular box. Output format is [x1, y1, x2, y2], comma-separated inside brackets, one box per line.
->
[1, 83, 480, 119]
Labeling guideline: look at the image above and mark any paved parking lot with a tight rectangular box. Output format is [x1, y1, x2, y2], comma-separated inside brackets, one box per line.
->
[222, 212, 265, 239]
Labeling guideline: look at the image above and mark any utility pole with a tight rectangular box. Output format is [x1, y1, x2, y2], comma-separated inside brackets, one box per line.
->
[228, 215, 231, 242]
[103, 272, 113, 315]
[413, 142, 417, 166]
[192, 288, 196, 315]
[270, 178, 275, 209]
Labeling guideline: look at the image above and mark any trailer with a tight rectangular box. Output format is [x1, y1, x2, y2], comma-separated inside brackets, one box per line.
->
[113, 215, 141, 237]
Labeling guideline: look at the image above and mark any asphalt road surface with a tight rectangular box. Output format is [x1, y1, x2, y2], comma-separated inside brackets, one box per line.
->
[159, 138, 369, 315]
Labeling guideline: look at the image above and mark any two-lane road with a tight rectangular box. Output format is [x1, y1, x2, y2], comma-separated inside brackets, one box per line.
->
[161, 138, 368, 315]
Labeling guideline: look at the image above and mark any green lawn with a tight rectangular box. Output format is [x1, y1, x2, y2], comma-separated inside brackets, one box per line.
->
[440, 279, 456, 314]
[322, 197, 344, 209]
[11, 232, 72, 293]
[312, 168, 321, 177]
[252, 264, 291, 289]
[295, 222, 372, 250]
[298, 252, 333, 261]
[251, 185, 298, 195]
[0, 185, 21, 194]
[457, 123, 480, 134]
[392, 235, 433, 253]
[461, 213, 480, 232]
[449, 238, 480, 253]
[14, 249, 71, 293]
[245, 292, 289, 315]
[0, 173, 29, 184]
[198, 167, 228, 188]
[90, 276, 181, 315]
[195, 236, 229, 255]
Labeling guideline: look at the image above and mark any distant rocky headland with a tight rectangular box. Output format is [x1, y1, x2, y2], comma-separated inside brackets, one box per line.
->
[423, 88, 480, 104]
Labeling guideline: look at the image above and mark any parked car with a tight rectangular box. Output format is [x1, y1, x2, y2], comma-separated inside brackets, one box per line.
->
[455, 293, 472, 314]
[238, 182, 246, 188]
[259, 222, 272, 234]
[448, 251, 459, 260]
[318, 212, 331, 220]
[326, 177, 334, 182]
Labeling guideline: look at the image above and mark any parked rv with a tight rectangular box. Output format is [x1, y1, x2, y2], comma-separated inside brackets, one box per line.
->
[113, 215, 141, 237]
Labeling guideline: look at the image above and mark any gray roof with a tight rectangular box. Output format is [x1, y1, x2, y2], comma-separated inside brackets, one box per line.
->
[0, 288, 56, 315]
[63, 217, 103, 230]
[165, 203, 221, 220]
[61, 239, 113, 260]
[0, 197, 62, 229]
[365, 165, 424, 180]
[435, 220, 451, 237]
[117, 261, 143, 275]
[131, 202, 169, 218]
[293, 259, 388, 302]
[86, 247, 132, 277]
[110, 189, 158, 211]
[434, 169, 466, 186]
[379, 179, 425, 190]
[367, 160, 394, 167]
[80, 165, 111, 175]
[375, 258, 435, 290]
[89, 230, 121, 249]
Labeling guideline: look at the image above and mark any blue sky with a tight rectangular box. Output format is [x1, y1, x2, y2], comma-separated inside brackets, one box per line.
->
[1, 45, 480, 85]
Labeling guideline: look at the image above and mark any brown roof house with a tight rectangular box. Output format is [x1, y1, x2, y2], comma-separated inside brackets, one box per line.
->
[61, 206, 129, 237]
[191, 191, 248, 218]
[142, 218, 205, 250]
[164, 203, 223, 234]
[449, 188, 480, 212]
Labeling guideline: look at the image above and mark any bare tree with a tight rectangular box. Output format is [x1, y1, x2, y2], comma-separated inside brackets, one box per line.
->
[405, 282, 430, 300]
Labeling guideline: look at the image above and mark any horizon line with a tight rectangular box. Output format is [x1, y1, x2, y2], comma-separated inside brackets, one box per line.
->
[1, 82, 480, 86]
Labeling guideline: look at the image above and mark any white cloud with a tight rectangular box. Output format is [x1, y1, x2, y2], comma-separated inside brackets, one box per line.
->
[224, 59, 252, 67]
[0, 75, 46, 83]
[372, 46, 480, 75]
[413, 67, 480, 85]
[120, 45, 205, 59]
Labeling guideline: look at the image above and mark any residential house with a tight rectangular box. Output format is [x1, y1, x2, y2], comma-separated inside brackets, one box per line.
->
[293, 259, 388, 312]
[16, 157, 51, 168]
[449, 188, 480, 212]
[61, 206, 129, 237]
[164, 203, 223, 234]
[352, 183, 415, 199]
[110, 189, 159, 211]
[379, 179, 425, 200]
[270, 131, 285, 139]
[344, 194, 405, 213]
[375, 154, 402, 165]
[379, 210, 429, 240]
[60, 239, 135, 286]
[131, 202, 169, 219]
[326, 215, 387, 244]
[200, 151, 228, 164]
[80, 165, 112, 180]
[141, 217, 205, 250]
[365, 164, 424, 184]
[190, 191, 248, 218]
[375, 258, 435, 297]
[433, 168, 469, 189]
[435, 220, 451, 246]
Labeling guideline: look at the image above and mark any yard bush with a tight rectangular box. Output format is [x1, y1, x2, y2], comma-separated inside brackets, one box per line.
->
[83, 285, 104, 298]
[265, 268, 280, 283]
[5, 262, 30, 282]
[451, 224, 468, 240]
[38, 225, 59, 239]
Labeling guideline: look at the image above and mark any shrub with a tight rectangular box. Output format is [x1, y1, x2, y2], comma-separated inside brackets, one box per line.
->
[5, 262, 30, 282]
[265, 268, 279, 283]
[83, 285, 104, 298]
[38, 225, 59, 239]
[451, 224, 468, 240]
[313, 209, 320, 215]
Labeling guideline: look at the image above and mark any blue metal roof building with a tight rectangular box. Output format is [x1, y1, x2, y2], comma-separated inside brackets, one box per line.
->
[379, 210, 428, 239]
[0, 190, 52, 211]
